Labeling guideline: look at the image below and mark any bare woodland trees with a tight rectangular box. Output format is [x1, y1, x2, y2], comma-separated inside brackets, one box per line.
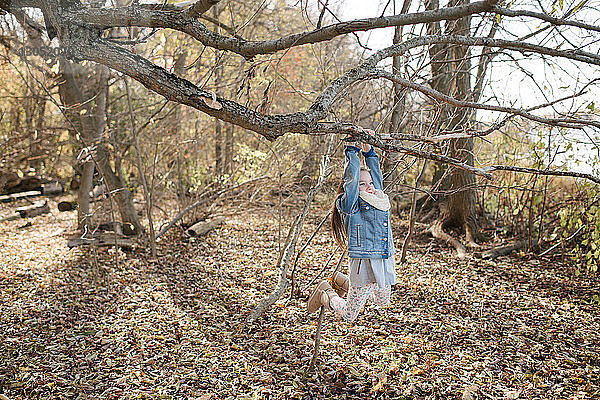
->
[0, 0, 598, 247]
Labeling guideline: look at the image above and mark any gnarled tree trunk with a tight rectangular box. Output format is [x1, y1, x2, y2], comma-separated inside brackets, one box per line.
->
[426, 0, 484, 253]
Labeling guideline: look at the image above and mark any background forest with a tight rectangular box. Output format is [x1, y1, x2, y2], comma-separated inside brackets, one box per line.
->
[1, 0, 599, 398]
[1, 0, 598, 271]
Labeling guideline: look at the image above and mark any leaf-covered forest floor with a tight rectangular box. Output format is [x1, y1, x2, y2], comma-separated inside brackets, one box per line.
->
[1, 193, 599, 400]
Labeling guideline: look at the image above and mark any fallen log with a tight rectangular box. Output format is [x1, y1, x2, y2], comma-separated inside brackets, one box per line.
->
[97, 221, 123, 235]
[0, 172, 19, 193]
[0, 213, 21, 222]
[3, 176, 41, 194]
[187, 217, 225, 236]
[16, 201, 49, 218]
[474, 239, 539, 260]
[0, 190, 41, 203]
[42, 181, 63, 195]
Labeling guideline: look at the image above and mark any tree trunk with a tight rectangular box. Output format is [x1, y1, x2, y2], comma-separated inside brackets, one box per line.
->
[213, 4, 224, 180]
[441, 0, 480, 242]
[383, 24, 403, 192]
[425, 0, 453, 203]
[58, 60, 94, 229]
[426, 0, 483, 249]
[384, 0, 411, 201]
[26, 87, 46, 172]
[78, 161, 94, 228]
[172, 50, 187, 201]
[58, 59, 143, 234]
[214, 110, 223, 178]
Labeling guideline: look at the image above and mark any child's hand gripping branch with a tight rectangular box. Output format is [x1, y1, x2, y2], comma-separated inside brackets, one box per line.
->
[307, 129, 396, 322]
[346, 128, 374, 153]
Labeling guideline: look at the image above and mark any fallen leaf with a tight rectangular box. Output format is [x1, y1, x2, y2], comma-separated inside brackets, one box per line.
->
[462, 384, 478, 400]
[371, 372, 387, 392]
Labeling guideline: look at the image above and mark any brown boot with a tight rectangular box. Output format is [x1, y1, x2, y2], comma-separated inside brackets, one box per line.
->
[307, 280, 338, 313]
[330, 271, 349, 297]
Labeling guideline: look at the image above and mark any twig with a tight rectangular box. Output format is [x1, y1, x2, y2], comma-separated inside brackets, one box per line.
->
[248, 133, 336, 322]
[306, 306, 326, 374]
[304, 250, 344, 295]
[492, 6, 600, 33]
[538, 225, 585, 257]
[185, 0, 220, 19]
[485, 165, 600, 185]
[373, 69, 600, 130]
[289, 212, 331, 296]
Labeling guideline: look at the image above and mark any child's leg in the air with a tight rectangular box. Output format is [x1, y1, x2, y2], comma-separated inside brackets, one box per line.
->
[329, 283, 375, 322]
[369, 285, 391, 308]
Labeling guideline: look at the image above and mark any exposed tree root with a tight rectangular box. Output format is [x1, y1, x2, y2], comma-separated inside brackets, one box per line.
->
[465, 217, 491, 247]
[430, 219, 467, 259]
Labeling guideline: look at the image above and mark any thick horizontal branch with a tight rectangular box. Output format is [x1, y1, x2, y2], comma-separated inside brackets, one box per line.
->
[63, 32, 600, 144]
[66, 38, 325, 139]
[485, 165, 600, 184]
[60, 3, 600, 64]
[493, 6, 600, 33]
[68, 0, 499, 58]
[315, 123, 493, 179]
[7, 1, 600, 69]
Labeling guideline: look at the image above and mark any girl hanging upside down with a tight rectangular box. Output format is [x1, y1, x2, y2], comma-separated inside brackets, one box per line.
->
[308, 132, 396, 322]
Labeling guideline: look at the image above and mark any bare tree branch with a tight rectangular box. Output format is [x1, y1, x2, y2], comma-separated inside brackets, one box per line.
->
[315, 124, 493, 179]
[373, 69, 600, 129]
[484, 165, 600, 184]
[3, 0, 598, 186]
[248, 132, 337, 322]
[67, 0, 500, 58]
[184, 0, 220, 19]
[67, 37, 324, 140]
[493, 6, 600, 33]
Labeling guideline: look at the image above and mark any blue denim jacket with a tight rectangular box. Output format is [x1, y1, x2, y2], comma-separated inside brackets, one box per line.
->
[336, 145, 395, 259]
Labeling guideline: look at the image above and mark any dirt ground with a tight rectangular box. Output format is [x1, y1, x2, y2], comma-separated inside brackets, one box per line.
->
[1, 194, 599, 400]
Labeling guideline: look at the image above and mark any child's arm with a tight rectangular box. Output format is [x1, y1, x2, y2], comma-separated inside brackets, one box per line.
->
[336, 145, 361, 214]
[363, 148, 383, 191]
[361, 131, 383, 190]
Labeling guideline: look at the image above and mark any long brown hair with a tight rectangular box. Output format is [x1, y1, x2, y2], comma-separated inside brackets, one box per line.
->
[331, 166, 370, 247]
[331, 180, 346, 247]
